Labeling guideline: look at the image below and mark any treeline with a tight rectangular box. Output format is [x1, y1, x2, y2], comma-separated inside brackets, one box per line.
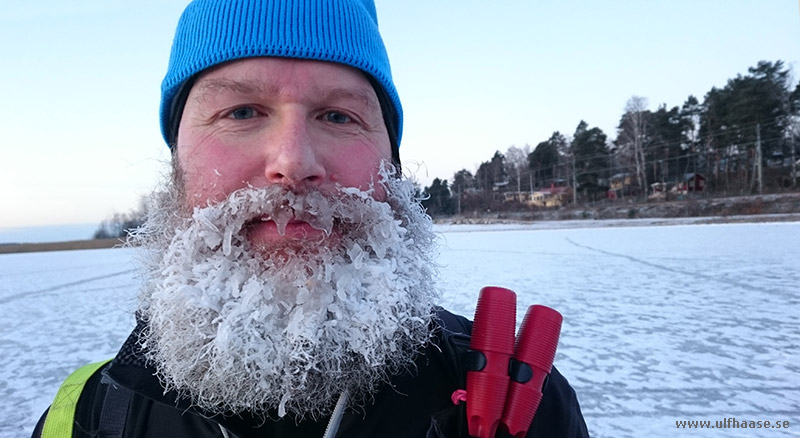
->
[93, 60, 800, 235]
[93, 197, 147, 239]
[422, 60, 800, 216]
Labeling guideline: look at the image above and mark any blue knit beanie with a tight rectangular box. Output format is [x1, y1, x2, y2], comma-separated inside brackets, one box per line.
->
[160, 0, 402, 150]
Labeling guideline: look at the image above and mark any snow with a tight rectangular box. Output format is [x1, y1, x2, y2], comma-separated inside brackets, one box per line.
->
[1, 221, 798, 438]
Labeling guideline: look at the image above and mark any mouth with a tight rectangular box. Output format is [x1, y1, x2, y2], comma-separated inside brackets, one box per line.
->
[243, 214, 334, 249]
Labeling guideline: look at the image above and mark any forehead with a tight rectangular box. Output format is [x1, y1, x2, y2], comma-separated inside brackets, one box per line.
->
[188, 57, 380, 109]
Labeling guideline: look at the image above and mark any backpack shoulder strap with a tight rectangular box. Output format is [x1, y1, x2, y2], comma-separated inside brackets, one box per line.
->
[433, 308, 473, 386]
[97, 372, 134, 438]
[434, 307, 472, 336]
[42, 359, 112, 438]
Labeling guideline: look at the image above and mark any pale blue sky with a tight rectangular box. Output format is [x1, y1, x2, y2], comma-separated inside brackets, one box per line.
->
[2, 1, 799, 231]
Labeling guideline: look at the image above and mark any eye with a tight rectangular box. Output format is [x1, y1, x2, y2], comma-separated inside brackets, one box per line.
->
[324, 111, 352, 124]
[229, 106, 257, 120]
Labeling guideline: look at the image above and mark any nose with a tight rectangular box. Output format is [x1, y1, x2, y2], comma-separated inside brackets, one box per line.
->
[262, 112, 326, 187]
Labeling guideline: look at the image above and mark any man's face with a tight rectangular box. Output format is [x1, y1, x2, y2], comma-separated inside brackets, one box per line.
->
[135, 56, 440, 419]
[176, 57, 392, 249]
[137, 58, 436, 418]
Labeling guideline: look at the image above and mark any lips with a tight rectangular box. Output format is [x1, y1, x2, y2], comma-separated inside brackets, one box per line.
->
[248, 216, 320, 235]
[244, 215, 331, 249]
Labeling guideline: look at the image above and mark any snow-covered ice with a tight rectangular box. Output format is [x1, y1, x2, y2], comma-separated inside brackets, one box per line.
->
[1, 221, 798, 437]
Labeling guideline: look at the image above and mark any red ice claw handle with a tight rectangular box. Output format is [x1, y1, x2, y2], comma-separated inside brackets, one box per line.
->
[500, 305, 563, 438]
[466, 287, 517, 438]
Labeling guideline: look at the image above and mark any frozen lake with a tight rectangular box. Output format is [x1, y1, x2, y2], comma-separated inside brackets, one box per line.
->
[1, 221, 798, 437]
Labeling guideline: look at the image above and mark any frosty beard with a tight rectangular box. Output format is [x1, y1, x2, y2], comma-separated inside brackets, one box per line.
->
[132, 165, 439, 420]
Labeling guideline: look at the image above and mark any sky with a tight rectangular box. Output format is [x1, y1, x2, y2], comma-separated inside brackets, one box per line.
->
[1, 1, 799, 232]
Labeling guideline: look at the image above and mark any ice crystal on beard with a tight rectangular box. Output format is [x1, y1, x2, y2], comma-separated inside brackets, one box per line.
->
[133, 163, 441, 420]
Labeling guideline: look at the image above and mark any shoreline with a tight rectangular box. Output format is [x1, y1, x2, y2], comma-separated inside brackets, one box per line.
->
[433, 212, 800, 233]
[3, 213, 799, 254]
[0, 238, 123, 255]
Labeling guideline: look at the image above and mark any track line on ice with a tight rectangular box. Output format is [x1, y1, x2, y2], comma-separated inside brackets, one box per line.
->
[564, 238, 772, 293]
[577, 384, 800, 393]
[0, 269, 136, 305]
[584, 408, 800, 417]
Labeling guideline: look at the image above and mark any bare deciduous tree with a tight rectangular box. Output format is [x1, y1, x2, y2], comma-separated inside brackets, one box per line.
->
[618, 96, 649, 197]
[505, 144, 532, 192]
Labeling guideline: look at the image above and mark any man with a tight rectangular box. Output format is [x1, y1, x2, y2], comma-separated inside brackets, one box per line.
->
[34, 0, 588, 437]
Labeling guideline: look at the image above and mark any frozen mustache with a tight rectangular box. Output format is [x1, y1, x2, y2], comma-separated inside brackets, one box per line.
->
[244, 190, 336, 235]
[190, 186, 350, 256]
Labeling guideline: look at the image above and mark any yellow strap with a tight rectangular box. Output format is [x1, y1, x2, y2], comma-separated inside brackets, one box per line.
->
[42, 359, 112, 438]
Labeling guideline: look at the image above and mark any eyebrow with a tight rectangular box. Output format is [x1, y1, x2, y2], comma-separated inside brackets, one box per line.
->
[190, 78, 267, 104]
[319, 87, 380, 114]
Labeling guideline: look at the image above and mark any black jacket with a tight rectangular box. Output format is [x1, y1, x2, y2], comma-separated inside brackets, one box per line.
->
[34, 310, 588, 438]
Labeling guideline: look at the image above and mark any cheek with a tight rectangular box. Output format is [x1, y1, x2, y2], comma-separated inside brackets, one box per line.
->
[177, 144, 256, 208]
[326, 144, 390, 195]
